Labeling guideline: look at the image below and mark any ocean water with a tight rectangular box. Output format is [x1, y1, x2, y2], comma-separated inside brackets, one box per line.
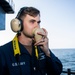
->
[51, 48, 75, 75]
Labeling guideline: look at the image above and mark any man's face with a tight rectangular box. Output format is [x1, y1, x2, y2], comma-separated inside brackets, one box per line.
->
[22, 14, 41, 38]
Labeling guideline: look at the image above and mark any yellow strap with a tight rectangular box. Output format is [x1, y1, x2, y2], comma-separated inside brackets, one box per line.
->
[12, 35, 38, 59]
[35, 46, 39, 59]
[12, 34, 21, 56]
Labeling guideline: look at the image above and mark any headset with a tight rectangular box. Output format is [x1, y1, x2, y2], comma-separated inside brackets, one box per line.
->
[10, 7, 27, 33]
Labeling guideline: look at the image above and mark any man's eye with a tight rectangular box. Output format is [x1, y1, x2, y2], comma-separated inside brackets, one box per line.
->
[37, 21, 41, 24]
[30, 20, 35, 23]
[31, 21, 35, 23]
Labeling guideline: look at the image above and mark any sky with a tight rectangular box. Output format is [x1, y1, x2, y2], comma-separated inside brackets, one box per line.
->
[0, 0, 75, 49]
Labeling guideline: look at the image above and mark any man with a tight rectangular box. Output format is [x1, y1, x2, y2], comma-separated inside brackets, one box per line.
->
[0, 7, 62, 75]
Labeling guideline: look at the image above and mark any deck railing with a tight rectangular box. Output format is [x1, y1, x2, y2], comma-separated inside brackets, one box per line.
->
[61, 68, 75, 75]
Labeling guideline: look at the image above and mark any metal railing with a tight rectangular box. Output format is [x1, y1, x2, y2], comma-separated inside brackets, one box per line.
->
[61, 68, 75, 75]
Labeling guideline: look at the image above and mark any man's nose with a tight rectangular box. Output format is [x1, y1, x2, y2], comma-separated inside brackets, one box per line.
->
[35, 22, 40, 28]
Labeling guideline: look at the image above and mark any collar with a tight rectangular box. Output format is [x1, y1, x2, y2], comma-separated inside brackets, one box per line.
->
[12, 34, 39, 59]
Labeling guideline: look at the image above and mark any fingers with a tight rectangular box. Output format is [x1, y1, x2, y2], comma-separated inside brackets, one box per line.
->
[42, 28, 48, 36]
[34, 36, 48, 46]
[34, 28, 48, 46]
[37, 28, 48, 39]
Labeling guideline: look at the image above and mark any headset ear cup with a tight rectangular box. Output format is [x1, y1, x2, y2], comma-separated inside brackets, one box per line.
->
[10, 18, 22, 32]
[18, 18, 23, 31]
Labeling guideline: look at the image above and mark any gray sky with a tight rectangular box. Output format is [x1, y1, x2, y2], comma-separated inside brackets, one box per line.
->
[0, 0, 75, 49]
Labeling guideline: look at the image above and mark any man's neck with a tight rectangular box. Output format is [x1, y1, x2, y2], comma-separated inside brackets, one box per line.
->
[18, 34, 33, 46]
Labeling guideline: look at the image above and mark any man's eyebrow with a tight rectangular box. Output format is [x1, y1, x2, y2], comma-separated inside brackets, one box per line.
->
[29, 19, 41, 23]
[29, 19, 36, 22]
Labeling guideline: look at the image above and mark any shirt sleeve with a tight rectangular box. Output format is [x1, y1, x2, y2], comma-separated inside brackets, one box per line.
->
[46, 50, 63, 75]
[0, 47, 8, 75]
[0, 48, 4, 75]
[0, 52, 2, 75]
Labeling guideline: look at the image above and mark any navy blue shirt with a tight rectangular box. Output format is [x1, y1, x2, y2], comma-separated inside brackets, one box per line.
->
[0, 41, 62, 75]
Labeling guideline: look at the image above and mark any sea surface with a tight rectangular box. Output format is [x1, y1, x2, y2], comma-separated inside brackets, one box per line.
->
[51, 48, 75, 75]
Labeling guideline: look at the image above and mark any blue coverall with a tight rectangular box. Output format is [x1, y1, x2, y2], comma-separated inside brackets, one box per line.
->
[0, 41, 62, 75]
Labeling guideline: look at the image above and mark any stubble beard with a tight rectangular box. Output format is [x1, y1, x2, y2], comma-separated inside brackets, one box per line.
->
[22, 31, 34, 39]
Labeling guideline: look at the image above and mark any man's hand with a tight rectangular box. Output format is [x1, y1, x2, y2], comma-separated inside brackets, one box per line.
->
[34, 28, 50, 57]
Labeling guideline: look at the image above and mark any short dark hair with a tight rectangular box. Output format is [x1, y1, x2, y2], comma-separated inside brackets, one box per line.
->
[16, 7, 40, 20]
